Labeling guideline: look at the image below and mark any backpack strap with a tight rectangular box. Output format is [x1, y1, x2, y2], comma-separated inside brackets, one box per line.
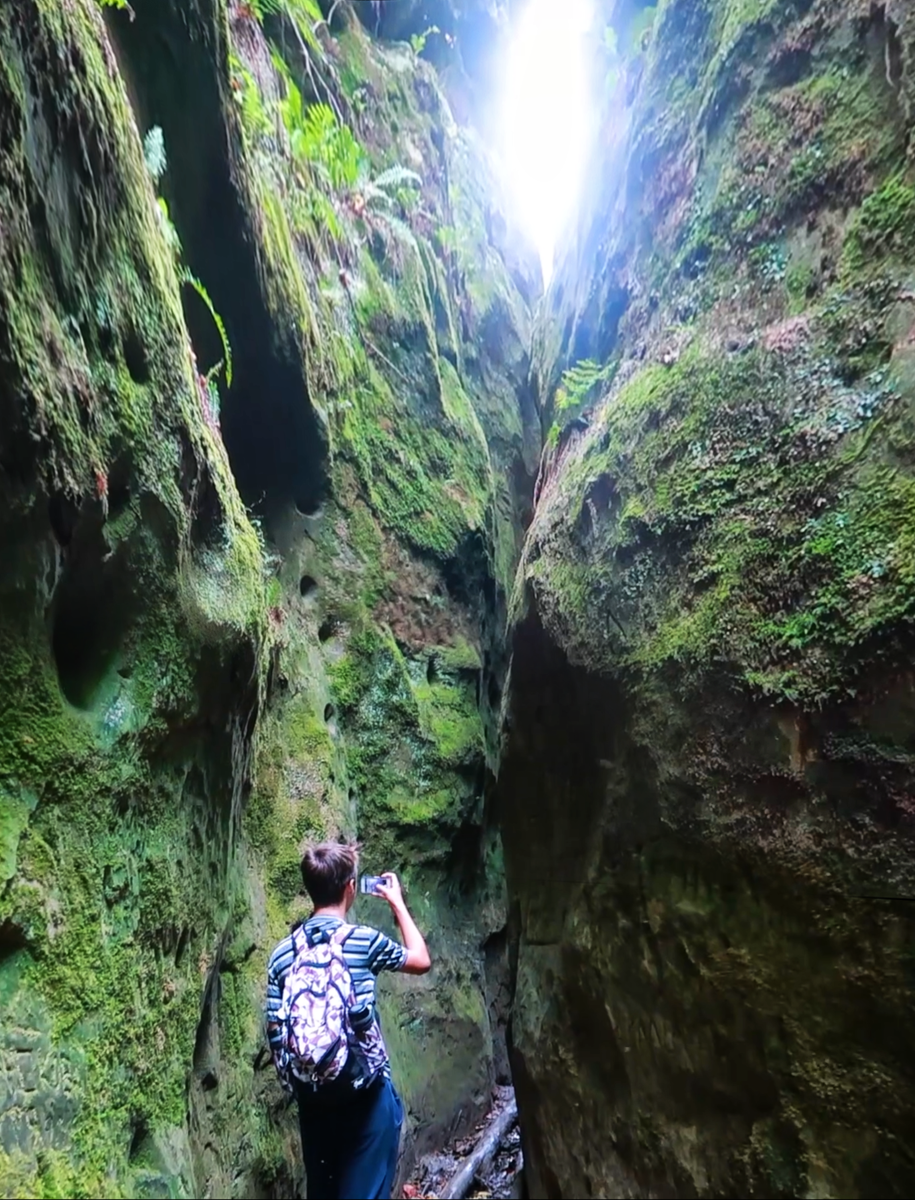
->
[298, 918, 350, 951]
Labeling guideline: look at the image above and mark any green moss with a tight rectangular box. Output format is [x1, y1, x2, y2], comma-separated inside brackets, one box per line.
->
[347, 501, 387, 608]
[673, 33, 906, 300]
[533, 332, 911, 703]
[0, 1150, 124, 1200]
[0, 4, 277, 1188]
[327, 627, 384, 714]
[219, 971, 248, 1061]
[0, 5, 522, 1189]
[842, 173, 915, 277]
[287, 706, 334, 759]
[247, 681, 340, 914]
[327, 629, 481, 867]
[415, 677, 483, 767]
[340, 358, 491, 559]
[785, 260, 815, 313]
[434, 638, 483, 674]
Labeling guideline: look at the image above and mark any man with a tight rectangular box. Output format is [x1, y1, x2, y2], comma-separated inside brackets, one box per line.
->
[266, 842, 431, 1199]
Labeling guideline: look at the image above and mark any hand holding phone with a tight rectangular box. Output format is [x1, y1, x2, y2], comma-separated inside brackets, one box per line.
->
[374, 872, 404, 910]
[359, 874, 385, 896]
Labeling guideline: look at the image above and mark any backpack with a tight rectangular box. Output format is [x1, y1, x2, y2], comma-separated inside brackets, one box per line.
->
[274, 921, 389, 1103]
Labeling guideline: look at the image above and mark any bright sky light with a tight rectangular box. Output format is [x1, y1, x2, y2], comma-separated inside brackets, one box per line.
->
[497, 0, 595, 286]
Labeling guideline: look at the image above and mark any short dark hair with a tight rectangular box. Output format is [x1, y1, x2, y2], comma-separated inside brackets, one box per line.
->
[301, 841, 358, 907]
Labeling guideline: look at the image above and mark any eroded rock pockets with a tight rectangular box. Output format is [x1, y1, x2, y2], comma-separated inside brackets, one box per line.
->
[107, 0, 329, 522]
[2, 0, 541, 1194]
[0, 1, 270, 1194]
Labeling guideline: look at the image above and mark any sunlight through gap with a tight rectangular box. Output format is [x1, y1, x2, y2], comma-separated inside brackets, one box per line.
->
[497, 0, 595, 286]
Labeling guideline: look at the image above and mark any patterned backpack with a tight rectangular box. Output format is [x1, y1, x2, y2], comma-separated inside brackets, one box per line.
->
[274, 922, 389, 1103]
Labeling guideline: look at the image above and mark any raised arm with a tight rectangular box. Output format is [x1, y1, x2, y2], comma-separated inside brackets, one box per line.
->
[376, 873, 431, 974]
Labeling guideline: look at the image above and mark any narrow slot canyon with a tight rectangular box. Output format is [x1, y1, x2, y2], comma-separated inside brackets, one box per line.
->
[1, 1, 915, 1199]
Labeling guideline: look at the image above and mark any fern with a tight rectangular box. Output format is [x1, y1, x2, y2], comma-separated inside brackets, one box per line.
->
[301, 103, 362, 189]
[178, 269, 233, 389]
[237, 67, 273, 144]
[383, 212, 419, 245]
[365, 165, 422, 202]
[553, 358, 617, 427]
[278, 71, 364, 191]
[143, 126, 167, 183]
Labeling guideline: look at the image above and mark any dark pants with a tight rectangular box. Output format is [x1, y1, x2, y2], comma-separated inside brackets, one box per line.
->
[296, 1076, 403, 1199]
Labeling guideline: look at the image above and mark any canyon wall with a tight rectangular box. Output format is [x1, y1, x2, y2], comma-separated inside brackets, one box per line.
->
[0, 1, 534, 1194]
[500, 1, 915, 1196]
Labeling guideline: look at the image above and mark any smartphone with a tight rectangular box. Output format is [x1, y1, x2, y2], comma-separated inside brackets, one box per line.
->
[359, 875, 385, 896]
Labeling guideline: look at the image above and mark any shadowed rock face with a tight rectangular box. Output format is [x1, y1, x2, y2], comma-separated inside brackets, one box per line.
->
[500, 1, 915, 1196]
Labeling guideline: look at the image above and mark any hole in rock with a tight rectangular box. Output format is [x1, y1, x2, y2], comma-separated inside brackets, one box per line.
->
[106, 2, 327, 527]
[51, 507, 139, 710]
[766, 45, 812, 89]
[426, 656, 438, 684]
[174, 925, 191, 968]
[48, 491, 80, 548]
[107, 457, 133, 518]
[318, 617, 338, 643]
[296, 499, 323, 520]
[300, 574, 318, 599]
[324, 703, 335, 723]
[128, 1119, 151, 1163]
[0, 919, 28, 966]
[122, 326, 150, 384]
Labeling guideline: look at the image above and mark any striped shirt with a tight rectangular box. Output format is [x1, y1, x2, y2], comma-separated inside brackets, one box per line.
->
[265, 915, 407, 1075]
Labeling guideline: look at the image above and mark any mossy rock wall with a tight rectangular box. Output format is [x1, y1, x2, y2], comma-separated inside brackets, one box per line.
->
[0, 0, 536, 1195]
[503, 1, 915, 1197]
[218, 4, 538, 1170]
[0, 2, 275, 1195]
